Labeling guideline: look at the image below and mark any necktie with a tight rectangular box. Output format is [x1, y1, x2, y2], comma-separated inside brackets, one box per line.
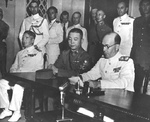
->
[63, 23, 66, 41]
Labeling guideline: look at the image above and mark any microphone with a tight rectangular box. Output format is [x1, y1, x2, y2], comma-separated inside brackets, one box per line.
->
[59, 82, 69, 91]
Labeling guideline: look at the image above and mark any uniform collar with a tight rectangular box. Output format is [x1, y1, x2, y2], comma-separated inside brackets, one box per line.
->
[32, 13, 40, 20]
[119, 13, 128, 21]
[50, 19, 56, 24]
[108, 52, 121, 62]
[70, 47, 83, 55]
[73, 24, 81, 28]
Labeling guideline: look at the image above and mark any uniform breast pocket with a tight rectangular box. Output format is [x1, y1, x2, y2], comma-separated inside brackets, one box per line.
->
[110, 72, 120, 79]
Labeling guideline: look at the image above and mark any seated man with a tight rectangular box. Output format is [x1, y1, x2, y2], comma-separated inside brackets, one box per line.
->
[48, 28, 91, 77]
[69, 32, 135, 92]
[0, 30, 43, 122]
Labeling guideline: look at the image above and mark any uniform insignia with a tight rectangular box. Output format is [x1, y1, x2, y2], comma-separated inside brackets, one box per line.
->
[119, 56, 129, 61]
[113, 67, 121, 73]
[129, 16, 134, 19]
[28, 54, 37, 57]
[121, 22, 130, 25]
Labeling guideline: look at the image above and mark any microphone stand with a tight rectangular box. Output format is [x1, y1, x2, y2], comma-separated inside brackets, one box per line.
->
[56, 90, 73, 122]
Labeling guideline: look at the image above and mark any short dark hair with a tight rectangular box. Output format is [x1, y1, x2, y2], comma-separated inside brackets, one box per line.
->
[139, 0, 150, 7]
[114, 33, 121, 44]
[29, 0, 39, 7]
[117, 0, 128, 8]
[61, 11, 69, 16]
[24, 30, 36, 39]
[60, 11, 69, 21]
[68, 28, 83, 39]
[73, 11, 81, 18]
[47, 6, 58, 14]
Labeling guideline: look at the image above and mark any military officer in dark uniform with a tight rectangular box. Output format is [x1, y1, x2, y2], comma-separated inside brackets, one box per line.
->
[0, 8, 9, 78]
[132, 0, 150, 70]
[89, 10, 112, 64]
[131, 0, 150, 93]
[48, 28, 91, 77]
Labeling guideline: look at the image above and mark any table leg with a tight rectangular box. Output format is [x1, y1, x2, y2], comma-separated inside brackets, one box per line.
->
[24, 87, 35, 122]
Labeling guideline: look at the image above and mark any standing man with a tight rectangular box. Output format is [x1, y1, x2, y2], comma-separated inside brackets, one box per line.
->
[88, 8, 98, 66]
[88, 9, 112, 66]
[0, 31, 43, 122]
[91, 8, 98, 25]
[19, 0, 49, 52]
[46, 6, 63, 65]
[48, 28, 91, 77]
[0, 8, 9, 78]
[59, 11, 72, 51]
[69, 32, 135, 92]
[132, 0, 150, 70]
[66, 12, 88, 51]
[131, 0, 150, 93]
[113, 0, 134, 56]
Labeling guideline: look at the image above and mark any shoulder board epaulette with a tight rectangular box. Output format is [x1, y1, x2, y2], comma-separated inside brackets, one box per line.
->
[129, 16, 135, 19]
[56, 20, 60, 23]
[119, 56, 129, 61]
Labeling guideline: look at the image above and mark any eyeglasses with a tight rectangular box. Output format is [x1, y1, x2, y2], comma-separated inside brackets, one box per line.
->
[102, 43, 116, 49]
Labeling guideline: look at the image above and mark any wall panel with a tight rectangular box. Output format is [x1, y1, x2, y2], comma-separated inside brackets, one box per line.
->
[48, 0, 85, 26]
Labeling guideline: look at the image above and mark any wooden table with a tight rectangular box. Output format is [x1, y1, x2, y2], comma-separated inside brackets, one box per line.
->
[5, 72, 150, 122]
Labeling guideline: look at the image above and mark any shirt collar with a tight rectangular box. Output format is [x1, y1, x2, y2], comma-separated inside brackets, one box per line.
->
[25, 46, 34, 53]
[70, 47, 83, 55]
[119, 13, 128, 21]
[32, 13, 40, 20]
[108, 52, 121, 62]
[50, 19, 56, 24]
[73, 24, 81, 28]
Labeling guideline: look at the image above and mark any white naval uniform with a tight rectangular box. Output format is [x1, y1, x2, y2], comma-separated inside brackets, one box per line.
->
[0, 46, 43, 111]
[113, 14, 134, 56]
[81, 52, 135, 92]
[46, 19, 63, 65]
[19, 13, 49, 52]
[66, 24, 88, 51]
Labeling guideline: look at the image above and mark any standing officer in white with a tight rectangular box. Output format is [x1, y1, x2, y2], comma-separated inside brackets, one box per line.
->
[113, 1, 134, 56]
[46, 6, 63, 65]
[0, 31, 43, 122]
[19, 0, 49, 52]
[69, 32, 135, 92]
[66, 12, 88, 51]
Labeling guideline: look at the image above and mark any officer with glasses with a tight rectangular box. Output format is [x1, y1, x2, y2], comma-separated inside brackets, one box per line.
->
[69, 32, 135, 92]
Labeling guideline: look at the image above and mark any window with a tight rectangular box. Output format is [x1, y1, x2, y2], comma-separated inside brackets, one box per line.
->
[26, 0, 47, 18]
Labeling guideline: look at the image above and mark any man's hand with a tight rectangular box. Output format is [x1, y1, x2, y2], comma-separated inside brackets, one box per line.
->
[69, 76, 84, 87]
[51, 65, 58, 75]
[47, 64, 53, 69]
[34, 45, 42, 52]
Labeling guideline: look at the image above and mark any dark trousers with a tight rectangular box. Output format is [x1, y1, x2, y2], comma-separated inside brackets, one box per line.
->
[134, 64, 150, 94]
[0, 42, 7, 78]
